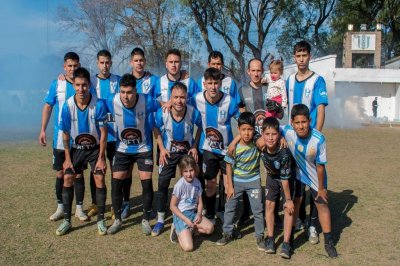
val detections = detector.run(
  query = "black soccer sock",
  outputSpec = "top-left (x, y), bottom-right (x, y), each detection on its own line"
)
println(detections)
top-left (217, 174), bottom-right (226, 213)
top-left (90, 172), bottom-right (97, 204)
top-left (74, 176), bottom-right (85, 206)
top-left (96, 187), bottom-right (107, 221)
top-left (309, 198), bottom-right (318, 227)
top-left (323, 232), bottom-right (333, 244)
top-left (62, 186), bottom-right (74, 222)
top-left (157, 177), bottom-right (171, 213)
top-left (55, 177), bottom-right (63, 204)
top-left (122, 176), bottom-right (132, 202)
top-left (299, 191), bottom-right (306, 222)
top-left (141, 179), bottom-right (154, 220)
top-left (240, 192), bottom-right (250, 220)
top-left (111, 178), bottom-right (124, 220)
top-left (274, 195), bottom-right (281, 219)
top-left (205, 193), bottom-right (217, 219)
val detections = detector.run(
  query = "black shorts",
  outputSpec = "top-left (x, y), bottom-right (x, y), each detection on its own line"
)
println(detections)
top-left (106, 141), bottom-right (116, 163)
top-left (265, 175), bottom-right (302, 202)
top-left (69, 147), bottom-right (100, 175)
top-left (298, 183), bottom-right (328, 204)
top-left (202, 150), bottom-right (226, 180)
top-left (112, 151), bottom-right (154, 173)
top-left (52, 148), bottom-right (65, 171)
top-left (158, 153), bottom-right (185, 179)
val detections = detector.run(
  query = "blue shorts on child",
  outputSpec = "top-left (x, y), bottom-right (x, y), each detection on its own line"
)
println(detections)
top-left (173, 210), bottom-right (197, 233)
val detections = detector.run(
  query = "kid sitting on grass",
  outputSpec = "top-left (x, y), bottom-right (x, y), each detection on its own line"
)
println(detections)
top-left (170, 155), bottom-right (214, 252)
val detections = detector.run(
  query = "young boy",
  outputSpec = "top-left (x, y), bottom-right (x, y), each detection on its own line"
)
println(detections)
top-left (216, 112), bottom-right (265, 251)
top-left (57, 67), bottom-right (108, 236)
top-left (170, 155), bottom-right (214, 252)
top-left (282, 104), bottom-right (337, 258)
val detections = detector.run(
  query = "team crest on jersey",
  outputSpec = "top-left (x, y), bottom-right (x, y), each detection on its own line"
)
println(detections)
top-left (75, 134), bottom-right (97, 149)
top-left (219, 110), bottom-right (227, 119)
top-left (254, 109), bottom-right (266, 134)
top-left (170, 140), bottom-right (190, 153)
top-left (274, 161), bottom-right (280, 169)
top-left (221, 86), bottom-right (229, 94)
top-left (297, 144), bottom-right (304, 152)
top-left (206, 127), bottom-right (224, 150)
top-left (121, 128), bottom-right (142, 145)
top-left (137, 111), bottom-right (145, 120)
top-left (305, 88), bottom-right (311, 97)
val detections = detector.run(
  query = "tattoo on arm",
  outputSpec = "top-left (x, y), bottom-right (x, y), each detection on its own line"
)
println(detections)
top-left (63, 139), bottom-right (70, 150)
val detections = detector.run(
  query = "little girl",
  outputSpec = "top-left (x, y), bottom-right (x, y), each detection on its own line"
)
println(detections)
top-left (169, 155), bottom-right (214, 252)
top-left (262, 60), bottom-right (287, 118)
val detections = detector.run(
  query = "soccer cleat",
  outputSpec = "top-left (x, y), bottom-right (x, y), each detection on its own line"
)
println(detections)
top-left (49, 208), bottom-right (64, 221)
top-left (256, 236), bottom-right (267, 251)
top-left (324, 239), bottom-right (338, 258)
top-left (308, 226), bottom-right (319, 244)
top-left (265, 237), bottom-right (276, 254)
top-left (151, 222), bottom-right (164, 237)
top-left (141, 219), bottom-right (152, 236)
top-left (107, 219), bottom-right (122, 235)
top-left (75, 208), bottom-right (88, 222)
top-left (121, 202), bottom-right (130, 220)
top-left (295, 218), bottom-right (305, 231)
top-left (279, 242), bottom-right (292, 259)
top-left (56, 220), bottom-right (71, 236)
top-left (216, 233), bottom-right (234, 246)
top-left (170, 224), bottom-right (178, 244)
top-left (97, 219), bottom-right (107, 236)
top-left (87, 204), bottom-right (98, 218)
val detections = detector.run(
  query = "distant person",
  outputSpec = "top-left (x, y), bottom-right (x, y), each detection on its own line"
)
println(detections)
top-left (39, 52), bottom-right (88, 223)
top-left (372, 97), bottom-right (378, 118)
top-left (169, 155), bottom-right (214, 252)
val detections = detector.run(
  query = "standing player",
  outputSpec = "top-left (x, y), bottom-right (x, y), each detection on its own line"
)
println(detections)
top-left (87, 50), bottom-right (121, 219)
top-left (151, 82), bottom-right (202, 236)
top-left (282, 104), bottom-right (337, 258)
top-left (286, 40), bottom-right (328, 243)
top-left (191, 68), bottom-right (239, 223)
top-left (106, 74), bottom-right (160, 235)
top-left (39, 52), bottom-right (88, 222)
top-left (56, 67), bottom-right (108, 236)
top-left (130, 47), bottom-right (158, 95)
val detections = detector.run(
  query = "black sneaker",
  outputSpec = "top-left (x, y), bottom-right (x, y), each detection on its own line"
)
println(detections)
top-left (232, 228), bottom-right (242, 239)
top-left (256, 236), bottom-right (266, 251)
top-left (216, 233), bottom-right (233, 246)
top-left (324, 240), bottom-right (338, 258)
top-left (279, 242), bottom-right (292, 259)
top-left (265, 237), bottom-right (276, 254)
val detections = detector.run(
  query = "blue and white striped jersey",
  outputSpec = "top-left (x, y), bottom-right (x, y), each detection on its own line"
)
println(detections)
top-left (91, 73), bottom-right (121, 142)
top-left (106, 93), bottom-right (160, 154)
top-left (191, 92), bottom-right (239, 155)
top-left (44, 79), bottom-right (76, 150)
top-left (59, 94), bottom-right (107, 150)
top-left (154, 105), bottom-right (202, 153)
top-left (197, 75), bottom-right (241, 105)
top-left (281, 125), bottom-right (328, 192)
top-left (154, 73), bottom-right (200, 102)
top-left (135, 71), bottom-right (158, 96)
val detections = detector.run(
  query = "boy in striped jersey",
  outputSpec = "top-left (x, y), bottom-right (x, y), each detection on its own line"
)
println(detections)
top-left (282, 104), bottom-right (337, 258)
top-left (152, 82), bottom-right (202, 236)
top-left (39, 52), bottom-right (88, 222)
top-left (106, 74), bottom-right (160, 235)
top-left (57, 67), bottom-right (108, 236)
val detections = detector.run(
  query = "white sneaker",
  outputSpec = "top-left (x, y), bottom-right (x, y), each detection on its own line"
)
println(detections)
top-left (308, 226), bottom-right (319, 244)
top-left (295, 218), bottom-right (305, 231)
top-left (49, 208), bottom-right (64, 221)
top-left (75, 208), bottom-right (88, 221)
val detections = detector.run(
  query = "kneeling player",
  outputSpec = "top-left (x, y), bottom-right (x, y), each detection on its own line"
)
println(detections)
top-left (57, 67), bottom-right (108, 236)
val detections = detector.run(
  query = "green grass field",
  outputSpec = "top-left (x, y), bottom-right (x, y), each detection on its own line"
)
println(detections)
top-left (1, 127), bottom-right (399, 265)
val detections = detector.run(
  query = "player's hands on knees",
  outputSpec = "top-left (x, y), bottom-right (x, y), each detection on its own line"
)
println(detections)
top-left (159, 148), bottom-right (170, 166)
top-left (279, 136), bottom-right (287, 149)
top-left (194, 213), bottom-right (202, 224)
top-left (188, 148), bottom-right (198, 163)
top-left (316, 188), bottom-right (328, 204)
top-left (226, 185), bottom-right (235, 200)
top-left (284, 199), bottom-right (294, 215)
top-left (95, 158), bottom-right (107, 175)
top-left (39, 131), bottom-right (47, 146)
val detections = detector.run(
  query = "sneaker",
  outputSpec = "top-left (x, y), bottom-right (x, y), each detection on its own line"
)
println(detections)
top-left (279, 242), bottom-right (292, 259)
top-left (107, 218), bottom-right (122, 234)
top-left (151, 222), bottom-right (164, 237)
top-left (97, 219), bottom-right (107, 236)
top-left (265, 237), bottom-right (276, 254)
top-left (75, 208), bottom-right (88, 222)
top-left (216, 211), bottom-right (224, 223)
top-left (308, 226), bottom-right (319, 244)
top-left (232, 228), bottom-right (242, 239)
top-left (121, 202), bottom-right (130, 220)
top-left (324, 239), bottom-right (338, 258)
top-left (87, 204), bottom-right (98, 218)
top-left (256, 236), bottom-right (266, 251)
top-left (141, 219), bottom-right (152, 236)
top-left (216, 233), bottom-right (233, 246)
top-left (49, 208), bottom-right (64, 221)
top-left (295, 218), bottom-right (305, 231)
top-left (56, 220), bottom-right (71, 236)
top-left (170, 224), bottom-right (178, 243)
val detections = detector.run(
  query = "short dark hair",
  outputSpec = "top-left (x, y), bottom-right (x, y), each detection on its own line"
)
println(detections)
top-left (291, 104), bottom-right (310, 119)
top-left (64, 52), bottom-right (79, 62)
top-left (208, 51), bottom-right (224, 64)
top-left (171, 82), bottom-right (187, 93)
top-left (119, 73), bottom-right (136, 89)
top-left (203, 67), bottom-right (222, 81)
top-left (97, 49), bottom-right (112, 59)
top-left (269, 60), bottom-right (283, 73)
top-left (73, 67), bottom-right (90, 82)
top-left (247, 58), bottom-right (262, 69)
top-left (130, 47), bottom-right (145, 57)
top-left (166, 48), bottom-right (181, 59)
top-left (238, 112), bottom-right (255, 128)
top-left (178, 154), bottom-right (199, 176)
top-left (293, 40), bottom-right (311, 54)
top-left (262, 117), bottom-right (280, 132)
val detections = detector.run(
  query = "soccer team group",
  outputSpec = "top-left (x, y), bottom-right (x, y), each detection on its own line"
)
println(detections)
top-left (39, 40), bottom-right (338, 259)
